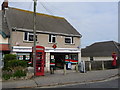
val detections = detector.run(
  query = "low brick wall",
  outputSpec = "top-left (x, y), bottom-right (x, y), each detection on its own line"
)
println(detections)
top-left (85, 60), bottom-right (119, 71)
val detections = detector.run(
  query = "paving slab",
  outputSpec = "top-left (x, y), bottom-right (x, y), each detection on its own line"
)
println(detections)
top-left (2, 69), bottom-right (118, 88)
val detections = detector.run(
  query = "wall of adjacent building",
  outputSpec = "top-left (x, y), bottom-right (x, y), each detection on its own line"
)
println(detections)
top-left (81, 56), bottom-right (113, 61)
top-left (0, 35), bottom-right (8, 44)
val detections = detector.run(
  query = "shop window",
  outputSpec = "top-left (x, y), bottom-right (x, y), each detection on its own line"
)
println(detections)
top-left (68, 54), bottom-right (78, 60)
top-left (24, 32), bottom-right (37, 42)
top-left (17, 53), bottom-right (30, 61)
top-left (65, 37), bottom-right (73, 44)
top-left (49, 34), bottom-right (56, 43)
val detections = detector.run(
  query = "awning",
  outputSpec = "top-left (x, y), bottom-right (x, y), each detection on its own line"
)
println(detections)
top-left (0, 44), bottom-right (10, 51)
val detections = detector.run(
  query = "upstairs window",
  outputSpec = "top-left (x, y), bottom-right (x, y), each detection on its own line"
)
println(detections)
top-left (65, 37), bottom-right (74, 44)
top-left (49, 34), bottom-right (56, 43)
top-left (90, 57), bottom-right (94, 61)
top-left (24, 32), bottom-right (37, 42)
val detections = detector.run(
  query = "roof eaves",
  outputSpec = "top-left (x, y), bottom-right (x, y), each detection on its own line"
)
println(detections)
top-left (12, 27), bottom-right (81, 37)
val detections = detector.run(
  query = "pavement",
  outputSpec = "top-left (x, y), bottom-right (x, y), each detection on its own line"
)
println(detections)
top-left (1, 69), bottom-right (119, 88)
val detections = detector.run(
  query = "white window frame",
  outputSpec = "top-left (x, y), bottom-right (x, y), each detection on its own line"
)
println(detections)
top-left (48, 34), bottom-right (56, 43)
top-left (23, 32), bottom-right (37, 42)
top-left (65, 37), bottom-right (74, 44)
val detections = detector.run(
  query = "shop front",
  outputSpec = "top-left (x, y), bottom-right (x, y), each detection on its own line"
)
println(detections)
top-left (12, 46), bottom-right (32, 62)
top-left (45, 47), bottom-right (81, 71)
top-left (50, 53), bottom-right (78, 69)
top-left (12, 46), bottom-right (81, 72)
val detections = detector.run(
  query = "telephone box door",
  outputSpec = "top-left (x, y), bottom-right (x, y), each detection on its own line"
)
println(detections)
top-left (35, 46), bottom-right (45, 76)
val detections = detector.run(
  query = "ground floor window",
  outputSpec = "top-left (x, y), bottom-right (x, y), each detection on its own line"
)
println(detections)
top-left (50, 53), bottom-right (78, 69)
top-left (65, 54), bottom-right (78, 60)
top-left (17, 53), bottom-right (31, 61)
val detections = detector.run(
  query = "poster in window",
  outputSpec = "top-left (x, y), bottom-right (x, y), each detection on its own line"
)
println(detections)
top-left (26, 55), bottom-right (30, 60)
top-left (51, 55), bottom-right (54, 59)
top-left (65, 55), bottom-right (69, 59)
top-left (19, 55), bottom-right (23, 60)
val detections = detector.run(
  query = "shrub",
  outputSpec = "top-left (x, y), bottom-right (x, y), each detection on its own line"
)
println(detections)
top-left (13, 70), bottom-right (26, 78)
top-left (2, 67), bottom-right (12, 72)
top-left (6, 60), bottom-right (28, 69)
top-left (2, 73), bottom-right (13, 80)
top-left (4, 54), bottom-right (16, 61)
top-left (3, 54), bottom-right (17, 68)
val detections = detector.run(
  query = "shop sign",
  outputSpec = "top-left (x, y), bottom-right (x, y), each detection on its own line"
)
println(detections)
top-left (12, 46), bottom-right (32, 52)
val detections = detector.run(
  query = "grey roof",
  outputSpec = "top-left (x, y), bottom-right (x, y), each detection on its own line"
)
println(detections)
top-left (5, 7), bottom-right (81, 37)
top-left (81, 41), bottom-right (120, 57)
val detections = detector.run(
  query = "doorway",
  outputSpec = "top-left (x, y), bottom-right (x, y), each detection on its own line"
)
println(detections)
top-left (51, 53), bottom-right (65, 69)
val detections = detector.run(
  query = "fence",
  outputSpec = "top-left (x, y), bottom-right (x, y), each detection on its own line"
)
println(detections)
top-left (85, 60), bottom-right (119, 71)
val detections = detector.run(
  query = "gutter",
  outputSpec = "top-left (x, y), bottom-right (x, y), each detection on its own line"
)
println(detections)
top-left (12, 27), bottom-right (82, 38)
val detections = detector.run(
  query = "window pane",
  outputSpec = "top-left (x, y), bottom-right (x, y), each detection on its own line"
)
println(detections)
top-left (65, 38), bottom-right (71, 43)
top-left (49, 35), bottom-right (51, 42)
top-left (52, 37), bottom-right (56, 43)
top-left (24, 32), bottom-right (28, 40)
top-left (29, 34), bottom-right (33, 41)
top-left (90, 57), bottom-right (93, 61)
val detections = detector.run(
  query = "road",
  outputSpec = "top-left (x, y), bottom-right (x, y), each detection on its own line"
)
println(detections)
top-left (50, 77), bottom-right (119, 88)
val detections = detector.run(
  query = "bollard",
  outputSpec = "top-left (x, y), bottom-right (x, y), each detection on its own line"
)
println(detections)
top-left (76, 63), bottom-right (79, 72)
top-left (89, 61), bottom-right (92, 71)
top-left (63, 64), bottom-right (66, 75)
top-left (102, 61), bottom-right (105, 70)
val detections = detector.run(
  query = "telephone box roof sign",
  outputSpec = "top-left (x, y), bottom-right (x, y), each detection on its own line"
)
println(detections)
top-left (36, 46), bottom-right (45, 50)
top-left (36, 45), bottom-right (45, 49)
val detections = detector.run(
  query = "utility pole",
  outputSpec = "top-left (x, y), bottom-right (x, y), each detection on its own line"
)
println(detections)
top-left (33, 0), bottom-right (37, 76)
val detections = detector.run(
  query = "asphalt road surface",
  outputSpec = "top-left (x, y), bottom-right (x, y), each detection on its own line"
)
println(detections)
top-left (52, 77), bottom-right (119, 88)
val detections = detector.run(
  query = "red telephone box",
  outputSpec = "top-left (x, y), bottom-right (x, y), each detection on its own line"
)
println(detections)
top-left (33, 46), bottom-right (45, 76)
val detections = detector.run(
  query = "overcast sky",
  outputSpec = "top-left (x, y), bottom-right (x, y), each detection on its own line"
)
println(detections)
top-left (0, 0), bottom-right (119, 48)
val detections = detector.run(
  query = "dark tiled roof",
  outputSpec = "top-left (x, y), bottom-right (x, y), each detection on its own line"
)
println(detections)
top-left (81, 41), bottom-right (120, 57)
top-left (5, 7), bottom-right (81, 37)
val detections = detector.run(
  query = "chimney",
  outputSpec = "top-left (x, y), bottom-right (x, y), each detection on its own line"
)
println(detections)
top-left (2, 0), bottom-right (8, 10)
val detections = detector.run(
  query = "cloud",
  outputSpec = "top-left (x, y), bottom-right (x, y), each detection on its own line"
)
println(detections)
top-left (53, 2), bottom-right (118, 47)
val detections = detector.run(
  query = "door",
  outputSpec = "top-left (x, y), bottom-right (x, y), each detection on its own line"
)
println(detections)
top-left (54, 54), bottom-right (65, 69)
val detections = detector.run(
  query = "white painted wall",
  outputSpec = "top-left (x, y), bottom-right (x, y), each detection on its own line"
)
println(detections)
top-left (94, 57), bottom-right (113, 61)
top-left (0, 35), bottom-right (8, 44)
top-left (81, 56), bottom-right (113, 61)
top-left (81, 57), bottom-right (90, 61)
